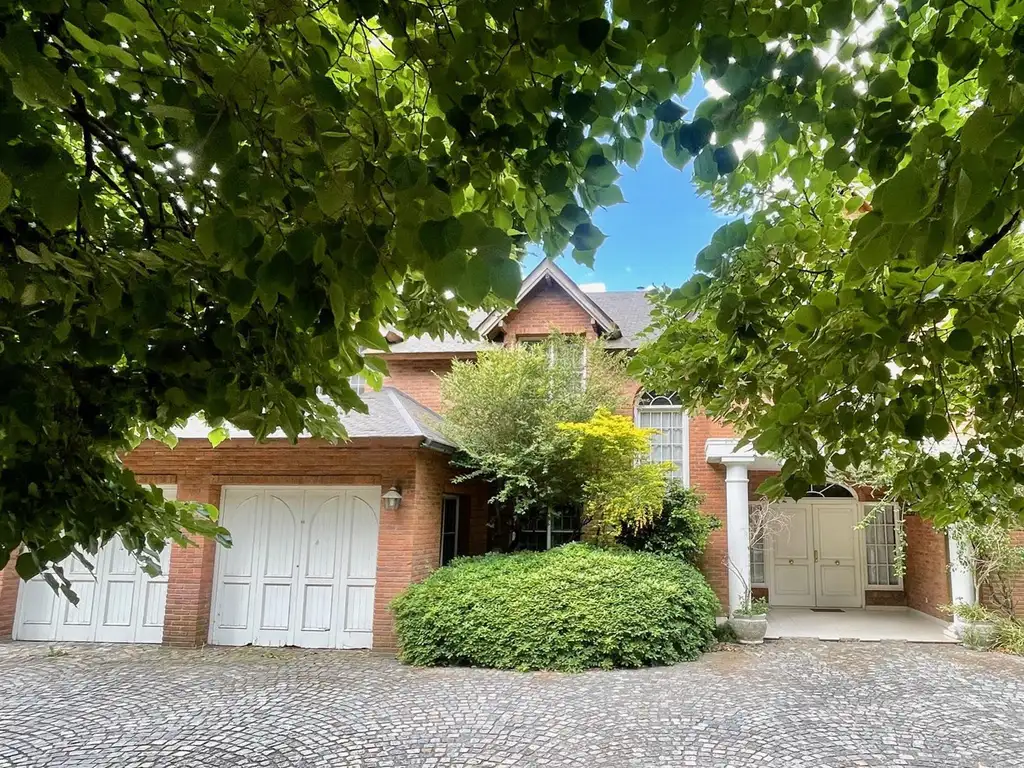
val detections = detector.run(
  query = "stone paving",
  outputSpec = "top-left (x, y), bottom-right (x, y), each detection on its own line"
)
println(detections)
top-left (1, 640), bottom-right (1022, 768)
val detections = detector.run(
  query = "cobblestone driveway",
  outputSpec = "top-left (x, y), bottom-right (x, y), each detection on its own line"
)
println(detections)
top-left (2, 640), bottom-right (1022, 768)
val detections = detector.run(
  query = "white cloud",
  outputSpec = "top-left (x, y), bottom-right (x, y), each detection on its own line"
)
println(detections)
top-left (579, 282), bottom-right (607, 293)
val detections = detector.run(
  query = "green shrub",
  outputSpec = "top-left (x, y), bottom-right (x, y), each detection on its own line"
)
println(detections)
top-left (618, 483), bottom-right (718, 565)
top-left (994, 618), bottom-right (1024, 655)
top-left (391, 543), bottom-right (720, 672)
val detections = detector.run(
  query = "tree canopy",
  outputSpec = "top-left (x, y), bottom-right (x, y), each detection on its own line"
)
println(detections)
top-left (5, 0), bottom-right (1024, 578)
top-left (636, 0), bottom-right (1024, 527)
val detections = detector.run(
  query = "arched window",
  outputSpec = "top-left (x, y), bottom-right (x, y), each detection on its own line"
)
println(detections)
top-left (635, 392), bottom-right (689, 484)
top-left (805, 483), bottom-right (855, 498)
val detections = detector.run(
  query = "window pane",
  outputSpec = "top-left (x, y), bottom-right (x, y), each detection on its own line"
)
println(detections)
top-left (637, 404), bottom-right (686, 481)
top-left (865, 505), bottom-right (899, 586)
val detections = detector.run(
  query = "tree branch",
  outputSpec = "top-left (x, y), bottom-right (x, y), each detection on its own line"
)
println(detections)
top-left (957, 210), bottom-right (1020, 263)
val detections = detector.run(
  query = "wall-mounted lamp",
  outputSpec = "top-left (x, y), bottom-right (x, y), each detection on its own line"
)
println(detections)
top-left (382, 486), bottom-right (403, 512)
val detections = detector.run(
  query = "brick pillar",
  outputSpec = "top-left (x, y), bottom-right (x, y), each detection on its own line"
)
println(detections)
top-left (163, 479), bottom-right (221, 648)
top-left (0, 554), bottom-right (21, 640)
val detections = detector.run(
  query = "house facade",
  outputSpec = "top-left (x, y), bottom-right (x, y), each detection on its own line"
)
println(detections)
top-left (0, 260), bottom-right (976, 650)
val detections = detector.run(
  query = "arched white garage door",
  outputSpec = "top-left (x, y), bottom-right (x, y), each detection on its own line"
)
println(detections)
top-left (14, 487), bottom-right (176, 644)
top-left (209, 486), bottom-right (380, 649)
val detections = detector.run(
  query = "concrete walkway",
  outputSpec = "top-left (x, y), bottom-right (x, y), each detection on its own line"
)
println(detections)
top-left (766, 607), bottom-right (955, 642)
top-left (2, 639), bottom-right (1022, 767)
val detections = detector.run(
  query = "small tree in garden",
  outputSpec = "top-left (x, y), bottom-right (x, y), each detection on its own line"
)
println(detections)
top-left (950, 522), bottom-right (1024, 615)
top-left (440, 335), bottom-right (666, 543)
top-left (618, 483), bottom-right (718, 566)
top-left (557, 408), bottom-right (669, 543)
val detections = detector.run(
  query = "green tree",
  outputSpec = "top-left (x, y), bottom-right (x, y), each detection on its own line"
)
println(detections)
top-left (440, 336), bottom-right (664, 538)
top-left (635, 1), bottom-right (1024, 527)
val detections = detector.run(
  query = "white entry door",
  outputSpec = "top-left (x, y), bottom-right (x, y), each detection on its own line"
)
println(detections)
top-left (770, 501), bottom-right (863, 609)
top-left (814, 504), bottom-right (863, 608)
top-left (770, 503), bottom-right (816, 607)
top-left (14, 487), bottom-right (175, 644)
top-left (209, 486), bottom-right (380, 649)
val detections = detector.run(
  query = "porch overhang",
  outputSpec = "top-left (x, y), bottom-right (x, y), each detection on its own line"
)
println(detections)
top-left (704, 437), bottom-right (781, 471)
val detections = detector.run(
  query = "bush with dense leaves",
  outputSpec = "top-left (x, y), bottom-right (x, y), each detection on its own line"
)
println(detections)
top-left (618, 483), bottom-right (719, 565)
top-left (391, 543), bottom-right (719, 672)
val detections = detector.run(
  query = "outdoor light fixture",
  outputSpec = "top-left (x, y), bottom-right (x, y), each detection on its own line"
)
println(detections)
top-left (382, 486), bottom-right (403, 511)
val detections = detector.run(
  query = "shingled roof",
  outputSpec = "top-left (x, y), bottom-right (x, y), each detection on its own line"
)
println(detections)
top-left (385, 260), bottom-right (655, 354)
top-left (172, 388), bottom-right (455, 451)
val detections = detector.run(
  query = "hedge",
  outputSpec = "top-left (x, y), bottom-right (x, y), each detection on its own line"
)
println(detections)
top-left (391, 543), bottom-right (720, 672)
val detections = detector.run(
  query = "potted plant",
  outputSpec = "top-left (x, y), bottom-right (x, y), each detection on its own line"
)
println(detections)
top-left (730, 597), bottom-right (770, 645)
top-left (944, 603), bottom-right (997, 650)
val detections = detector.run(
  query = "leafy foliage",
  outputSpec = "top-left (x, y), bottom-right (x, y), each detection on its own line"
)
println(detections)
top-left (391, 543), bottom-right (720, 671)
top-left (731, 596), bottom-right (770, 617)
top-left (2, 0), bottom-right (705, 575)
top-left (994, 618), bottom-right (1024, 655)
top-left (635, 0), bottom-right (1024, 527)
top-left (439, 336), bottom-right (634, 516)
top-left (617, 482), bottom-right (717, 565)
top-left (556, 407), bottom-right (670, 541)
top-left (949, 523), bottom-right (1024, 613)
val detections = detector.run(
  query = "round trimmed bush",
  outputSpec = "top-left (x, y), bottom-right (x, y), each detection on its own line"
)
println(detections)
top-left (391, 543), bottom-right (720, 672)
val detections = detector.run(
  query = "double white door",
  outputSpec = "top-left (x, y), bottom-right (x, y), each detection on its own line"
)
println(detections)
top-left (770, 501), bottom-right (863, 608)
top-left (209, 486), bottom-right (380, 649)
top-left (14, 488), bottom-right (175, 643)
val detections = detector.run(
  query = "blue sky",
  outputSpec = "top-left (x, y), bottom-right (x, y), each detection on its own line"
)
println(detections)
top-left (524, 81), bottom-right (723, 293)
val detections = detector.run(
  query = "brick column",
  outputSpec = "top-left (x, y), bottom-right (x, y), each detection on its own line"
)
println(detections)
top-left (163, 479), bottom-right (221, 648)
top-left (0, 554), bottom-right (21, 640)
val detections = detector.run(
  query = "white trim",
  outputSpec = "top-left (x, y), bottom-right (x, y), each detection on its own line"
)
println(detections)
top-left (474, 259), bottom-right (621, 339)
top-left (634, 398), bottom-right (690, 486)
top-left (704, 437), bottom-right (781, 471)
top-left (861, 502), bottom-right (904, 591)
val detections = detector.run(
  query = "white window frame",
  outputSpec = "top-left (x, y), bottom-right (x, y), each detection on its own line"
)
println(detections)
top-left (862, 502), bottom-right (904, 590)
top-left (634, 393), bottom-right (690, 486)
top-left (748, 500), bottom-right (768, 588)
top-left (518, 507), bottom-right (581, 550)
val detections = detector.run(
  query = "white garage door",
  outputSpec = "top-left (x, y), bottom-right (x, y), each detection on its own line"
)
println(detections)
top-left (14, 487), bottom-right (176, 644)
top-left (209, 486), bottom-right (380, 649)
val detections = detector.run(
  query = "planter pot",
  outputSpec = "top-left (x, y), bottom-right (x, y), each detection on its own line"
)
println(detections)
top-left (961, 620), bottom-right (997, 651)
top-left (730, 614), bottom-right (769, 645)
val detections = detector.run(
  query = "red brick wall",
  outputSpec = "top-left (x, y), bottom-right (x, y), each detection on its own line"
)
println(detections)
top-left (383, 356), bottom-right (455, 412)
top-left (125, 437), bottom-right (456, 650)
top-left (903, 514), bottom-right (950, 619)
top-left (689, 414), bottom-right (740, 608)
top-left (0, 554), bottom-right (19, 640)
top-left (503, 281), bottom-right (598, 339)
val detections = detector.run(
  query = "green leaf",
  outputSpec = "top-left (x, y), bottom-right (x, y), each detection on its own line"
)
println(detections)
top-left (593, 185), bottom-right (624, 206)
top-left (15, 552), bottom-right (41, 581)
top-left (583, 154), bottom-right (619, 186)
top-left (678, 118), bottom-right (713, 154)
top-left (868, 69), bottom-right (902, 98)
top-left (790, 304), bottom-right (823, 335)
top-left (903, 413), bottom-right (927, 440)
top-left (419, 217), bottom-right (464, 260)
top-left (571, 223), bottom-right (606, 251)
top-left (64, 21), bottom-right (102, 52)
top-left (947, 328), bottom-right (973, 354)
top-left (876, 167), bottom-right (930, 224)
top-left (0, 171), bottom-right (10, 213)
top-left (296, 16), bottom-right (321, 45)
top-left (926, 414), bottom-right (950, 441)
top-left (714, 146), bottom-right (739, 175)
top-left (908, 60), bottom-right (938, 89)
top-left (622, 137), bottom-right (643, 169)
top-left (577, 18), bottom-right (610, 52)
top-left (458, 254), bottom-right (491, 304)
top-left (36, 183), bottom-right (77, 231)
top-left (490, 259), bottom-right (521, 302)
top-left (693, 147), bottom-right (718, 182)
top-left (208, 427), bottom-right (229, 448)
top-left (654, 100), bottom-right (686, 123)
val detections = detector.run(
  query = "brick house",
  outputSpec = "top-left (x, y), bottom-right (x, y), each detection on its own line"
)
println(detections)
top-left (0, 260), bottom-right (976, 650)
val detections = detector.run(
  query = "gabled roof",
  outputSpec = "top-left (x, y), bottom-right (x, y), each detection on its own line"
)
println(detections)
top-left (171, 388), bottom-right (455, 451)
top-left (385, 260), bottom-right (655, 354)
top-left (475, 259), bottom-right (621, 339)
